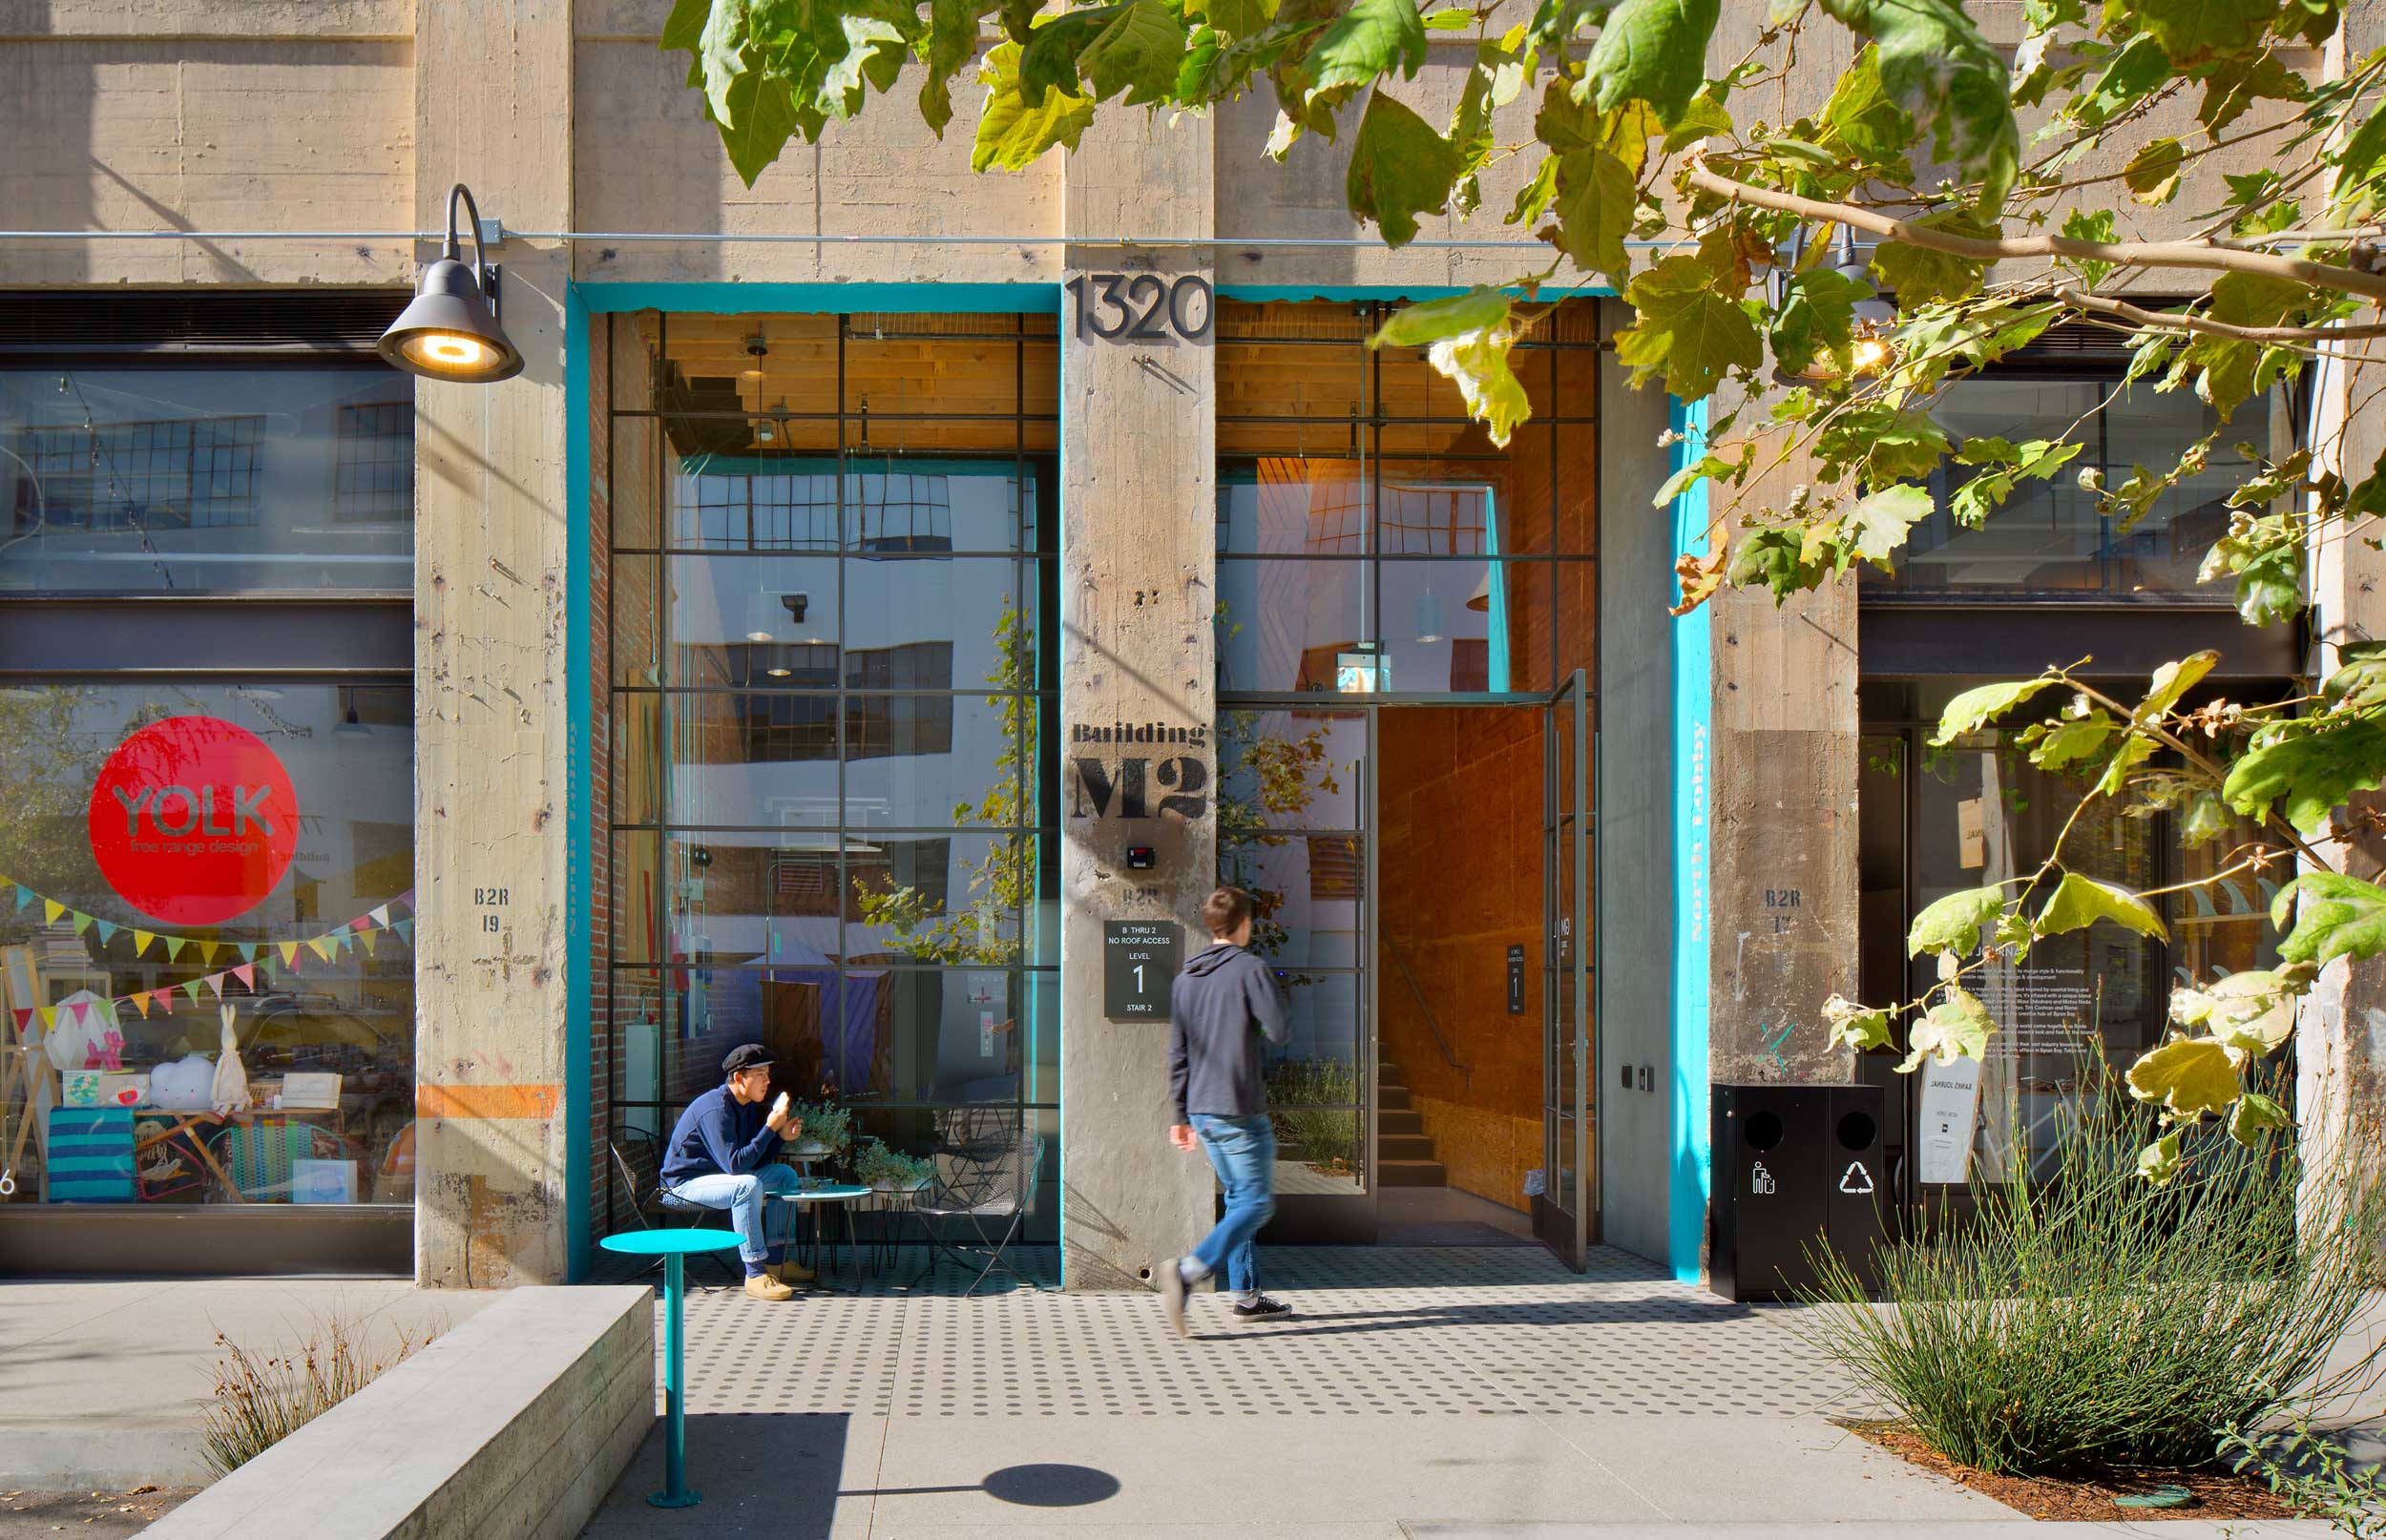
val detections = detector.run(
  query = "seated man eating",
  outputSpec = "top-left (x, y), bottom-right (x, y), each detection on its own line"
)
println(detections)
top-left (661, 1044), bottom-right (813, 1301)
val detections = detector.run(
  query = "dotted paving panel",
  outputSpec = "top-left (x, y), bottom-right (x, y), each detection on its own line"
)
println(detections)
top-left (637, 1246), bottom-right (1864, 1419)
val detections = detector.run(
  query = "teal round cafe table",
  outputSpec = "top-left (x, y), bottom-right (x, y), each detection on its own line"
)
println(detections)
top-left (601, 1227), bottom-right (742, 1508)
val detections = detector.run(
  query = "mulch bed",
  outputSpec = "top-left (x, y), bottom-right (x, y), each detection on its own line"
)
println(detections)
top-left (1843, 1422), bottom-right (2301, 1522)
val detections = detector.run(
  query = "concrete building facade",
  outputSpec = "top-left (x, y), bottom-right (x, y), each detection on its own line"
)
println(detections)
top-left (0, 0), bottom-right (2365, 1290)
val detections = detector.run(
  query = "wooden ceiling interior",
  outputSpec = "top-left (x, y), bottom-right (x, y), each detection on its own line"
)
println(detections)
top-left (633, 299), bottom-right (1596, 461)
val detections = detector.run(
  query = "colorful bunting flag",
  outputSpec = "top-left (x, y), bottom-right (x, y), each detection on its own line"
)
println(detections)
top-left (94, 920), bottom-right (116, 946)
top-left (233, 964), bottom-right (256, 989)
top-left (129, 993), bottom-right (151, 1019)
top-left (394, 919), bottom-right (413, 945)
top-left (153, 989), bottom-right (174, 1015)
top-left (202, 973), bottom-right (224, 998)
top-left (307, 936), bottom-right (335, 963)
top-left (359, 930), bottom-right (379, 958)
top-left (166, 937), bottom-right (187, 962)
top-left (369, 905), bottom-right (390, 928)
top-left (133, 930), bottom-right (154, 957)
top-left (38, 1006), bottom-right (56, 1030)
top-left (41, 900), bottom-right (64, 925)
top-left (198, 941), bottom-right (220, 966)
top-left (11, 885), bottom-right (31, 912)
top-left (10, 1008), bottom-right (29, 1032)
top-left (238, 943), bottom-right (258, 964)
top-left (70, 911), bottom-right (94, 936)
top-left (179, 980), bottom-right (202, 1003)
top-left (67, 1000), bottom-right (89, 1025)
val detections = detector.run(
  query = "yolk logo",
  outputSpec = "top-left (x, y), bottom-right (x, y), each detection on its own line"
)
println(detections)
top-left (86, 716), bottom-right (299, 926)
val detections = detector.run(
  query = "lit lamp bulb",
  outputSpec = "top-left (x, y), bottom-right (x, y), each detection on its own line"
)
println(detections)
top-left (403, 332), bottom-right (496, 373)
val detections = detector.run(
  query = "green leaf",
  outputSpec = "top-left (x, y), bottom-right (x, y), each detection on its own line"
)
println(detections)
top-left (1542, 149), bottom-right (1636, 288)
top-left (1817, 405), bottom-right (1950, 488)
top-left (1871, 213), bottom-right (1995, 306)
top-left (1823, 993), bottom-right (1894, 1054)
top-left (917, 0), bottom-right (981, 135)
top-left (2136, 650), bottom-right (2220, 724)
top-left (2331, 101), bottom-right (2386, 223)
top-left (1769, 265), bottom-right (1873, 379)
top-left (2274, 872), bottom-right (2386, 968)
top-left (661, 0), bottom-right (710, 53)
top-left (1422, 6), bottom-right (1474, 26)
top-left (2136, 0), bottom-right (2277, 66)
top-left (1345, 91), bottom-right (1466, 246)
top-left (719, 67), bottom-right (804, 186)
top-left (2229, 1090), bottom-right (2293, 1146)
top-left (1583, 0), bottom-right (1722, 127)
top-left (1908, 884), bottom-right (2006, 957)
top-left (2222, 718), bottom-right (2386, 834)
top-left (2020, 709), bottom-right (2116, 768)
top-left (1948, 437), bottom-right (2083, 527)
top-left (1902, 988), bottom-right (1992, 1071)
top-left (1816, 0), bottom-right (2019, 210)
top-left (2062, 208), bottom-right (2119, 287)
top-left (1078, 0), bottom-right (1189, 103)
top-left (2098, 732), bottom-right (2159, 797)
top-left (973, 40), bottom-right (1097, 171)
top-left (1305, 0), bottom-right (1430, 104)
top-left (2035, 871), bottom-right (2168, 943)
top-left (1508, 155), bottom-right (1562, 227)
top-left (1843, 484), bottom-right (1934, 568)
top-left (1820, 44), bottom-right (1915, 174)
top-left (1371, 287), bottom-right (1534, 445)
top-left (1930, 677), bottom-right (2060, 746)
top-left (2127, 1034), bottom-right (2245, 1118)
top-left (1614, 241), bottom-right (1762, 399)
top-left (2178, 969), bottom-right (2299, 1057)
top-left (2138, 1129), bottom-right (2185, 1183)
top-left (2124, 135), bottom-right (2187, 205)
top-left (1199, 0), bottom-right (1279, 37)
top-left (2075, 32), bottom-right (2171, 129)
top-left (2199, 50), bottom-right (2306, 135)
top-left (1662, 89), bottom-right (1733, 152)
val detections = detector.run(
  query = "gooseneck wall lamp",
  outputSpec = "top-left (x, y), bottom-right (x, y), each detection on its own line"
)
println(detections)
top-left (377, 183), bottom-right (524, 384)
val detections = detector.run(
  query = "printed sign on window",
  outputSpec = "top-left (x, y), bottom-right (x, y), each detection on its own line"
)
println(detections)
top-left (86, 717), bottom-right (299, 926)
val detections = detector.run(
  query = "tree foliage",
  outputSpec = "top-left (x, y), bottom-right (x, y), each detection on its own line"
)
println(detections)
top-left (663, 0), bottom-right (2386, 1173)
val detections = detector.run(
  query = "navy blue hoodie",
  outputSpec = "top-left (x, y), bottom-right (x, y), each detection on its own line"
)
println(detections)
top-left (1168, 943), bottom-right (1288, 1121)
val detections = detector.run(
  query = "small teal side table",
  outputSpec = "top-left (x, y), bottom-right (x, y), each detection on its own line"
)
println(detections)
top-left (601, 1227), bottom-right (742, 1508)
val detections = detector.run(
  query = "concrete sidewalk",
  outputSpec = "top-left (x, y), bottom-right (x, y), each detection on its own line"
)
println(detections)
top-left (0, 1277), bottom-right (493, 1487)
top-left (581, 1244), bottom-right (2173, 1539)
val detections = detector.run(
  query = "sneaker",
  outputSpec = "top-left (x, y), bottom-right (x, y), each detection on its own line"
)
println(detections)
top-left (743, 1273), bottom-right (796, 1302)
top-left (771, 1258), bottom-right (816, 1285)
top-left (1158, 1257), bottom-right (1189, 1339)
top-left (1232, 1295), bottom-right (1292, 1321)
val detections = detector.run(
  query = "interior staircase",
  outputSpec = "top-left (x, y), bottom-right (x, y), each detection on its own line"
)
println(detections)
top-left (1374, 1061), bottom-right (1448, 1188)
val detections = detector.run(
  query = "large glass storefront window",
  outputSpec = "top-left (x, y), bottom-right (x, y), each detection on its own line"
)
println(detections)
top-left (603, 311), bottom-right (1058, 1244)
top-left (1857, 679), bottom-right (2286, 1189)
top-left (1214, 300), bottom-right (1597, 696)
top-left (1860, 372), bottom-right (2273, 600)
top-left (0, 365), bottom-right (414, 593)
top-left (0, 682), bottom-right (416, 1207)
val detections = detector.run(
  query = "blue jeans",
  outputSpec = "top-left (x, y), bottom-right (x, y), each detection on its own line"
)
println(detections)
top-left (668, 1165), bottom-right (800, 1272)
top-left (1189, 1113), bottom-right (1276, 1298)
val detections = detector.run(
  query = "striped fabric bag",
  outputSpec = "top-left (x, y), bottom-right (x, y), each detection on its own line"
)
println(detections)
top-left (47, 1107), bottom-right (136, 1202)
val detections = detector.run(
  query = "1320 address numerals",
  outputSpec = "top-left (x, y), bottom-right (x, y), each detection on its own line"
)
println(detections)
top-left (1065, 274), bottom-right (1213, 342)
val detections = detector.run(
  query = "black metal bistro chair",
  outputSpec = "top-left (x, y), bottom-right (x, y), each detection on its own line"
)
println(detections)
top-left (910, 1108), bottom-right (1046, 1296)
top-left (608, 1137), bottom-right (744, 1287)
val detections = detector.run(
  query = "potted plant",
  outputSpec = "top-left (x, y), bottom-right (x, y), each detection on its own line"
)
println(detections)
top-left (853, 1136), bottom-right (934, 1194)
top-left (782, 1098), bottom-right (852, 1162)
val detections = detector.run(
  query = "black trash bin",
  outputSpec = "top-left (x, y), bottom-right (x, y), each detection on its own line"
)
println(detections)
top-left (1709, 1082), bottom-right (1888, 1301)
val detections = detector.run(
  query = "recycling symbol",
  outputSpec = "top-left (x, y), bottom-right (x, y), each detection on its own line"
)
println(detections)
top-left (1838, 1160), bottom-right (1874, 1195)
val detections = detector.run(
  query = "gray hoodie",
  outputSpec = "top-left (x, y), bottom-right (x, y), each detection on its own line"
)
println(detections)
top-left (1167, 942), bottom-right (1289, 1121)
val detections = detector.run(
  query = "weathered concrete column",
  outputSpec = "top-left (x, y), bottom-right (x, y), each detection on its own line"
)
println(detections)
top-left (411, 0), bottom-right (576, 1287)
top-left (1057, 116), bottom-right (1219, 1291)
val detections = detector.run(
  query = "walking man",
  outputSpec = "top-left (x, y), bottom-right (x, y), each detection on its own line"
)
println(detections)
top-left (1160, 885), bottom-right (1293, 1335)
top-left (661, 1043), bottom-right (814, 1301)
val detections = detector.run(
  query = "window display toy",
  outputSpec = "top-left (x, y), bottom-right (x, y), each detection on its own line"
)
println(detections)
top-left (211, 1004), bottom-right (251, 1115)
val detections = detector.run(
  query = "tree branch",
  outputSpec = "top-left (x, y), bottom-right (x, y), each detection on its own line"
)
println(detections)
top-left (1688, 161), bottom-right (2386, 304)
top-left (2057, 287), bottom-right (2386, 343)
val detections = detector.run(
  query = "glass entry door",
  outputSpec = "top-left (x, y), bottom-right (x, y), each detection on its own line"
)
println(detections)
top-left (1538, 668), bottom-right (1593, 1269)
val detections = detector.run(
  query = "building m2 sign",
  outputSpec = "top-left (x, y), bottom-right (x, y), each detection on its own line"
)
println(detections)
top-left (86, 717), bottom-right (299, 926)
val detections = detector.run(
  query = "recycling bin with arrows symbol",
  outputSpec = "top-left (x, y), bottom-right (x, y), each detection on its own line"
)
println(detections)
top-left (1708, 1082), bottom-right (1889, 1302)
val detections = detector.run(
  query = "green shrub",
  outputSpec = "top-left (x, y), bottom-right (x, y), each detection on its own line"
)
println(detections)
top-left (1793, 1065), bottom-right (2386, 1477)
top-left (1266, 1058), bottom-right (1360, 1172)
top-left (2221, 1422), bottom-right (2386, 1534)
top-left (198, 1311), bottom-right (439, 1478)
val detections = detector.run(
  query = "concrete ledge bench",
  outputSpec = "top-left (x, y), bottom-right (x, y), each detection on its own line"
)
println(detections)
top-left (146, 1285), bottom-right (653, 1540)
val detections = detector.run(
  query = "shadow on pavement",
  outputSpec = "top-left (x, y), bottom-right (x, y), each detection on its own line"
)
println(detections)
top-left (578, 1413), bottom-right (850, 1539)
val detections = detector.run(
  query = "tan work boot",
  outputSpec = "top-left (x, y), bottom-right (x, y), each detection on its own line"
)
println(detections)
top-left (772, 1257), bottom-right (816, 1285)
top-left (744, 1272), bottom-right (796, 1302)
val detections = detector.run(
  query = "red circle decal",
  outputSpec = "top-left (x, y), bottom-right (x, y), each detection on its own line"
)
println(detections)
top-left (86, 717), bottom-right (300, 926)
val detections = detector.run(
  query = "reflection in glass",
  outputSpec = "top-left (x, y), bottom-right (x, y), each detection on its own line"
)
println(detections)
top-left (1220, 838), bottom-right (1364, 970)
top-left (1216, 559), bottom-right (1364, 692)
top-left (1872, 378), bottom-right (2268, 598)
top-left (1216, 709), bottom-right (1366, 832)
top-left (666, 554), bottom-right (839, 687)
top-left (0, 681), bottom-right (414, 1205)
top-left (0, 367), bottom-right (414, 593)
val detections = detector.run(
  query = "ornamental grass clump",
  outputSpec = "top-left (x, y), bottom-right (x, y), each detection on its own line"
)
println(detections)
top-left (1793, 1064), bottom-right (2386, 1478)
top-left (198, 1310), bottom-right (439, 1477)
